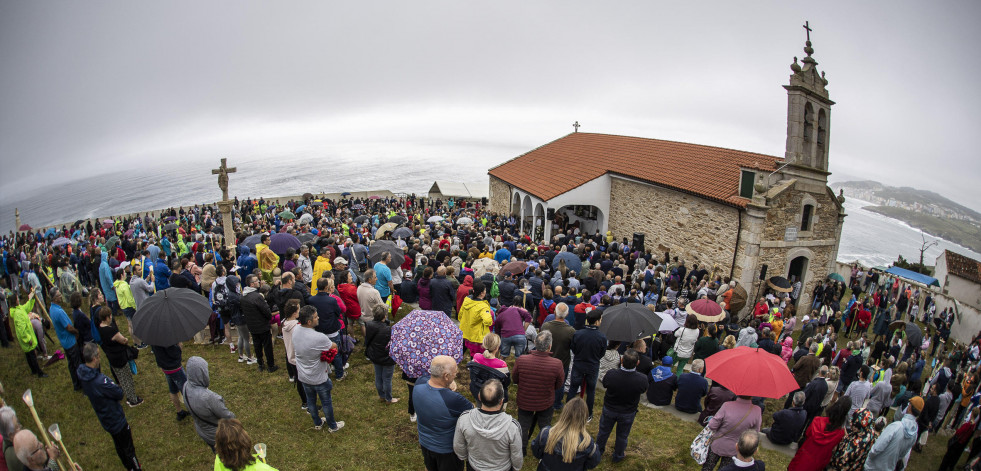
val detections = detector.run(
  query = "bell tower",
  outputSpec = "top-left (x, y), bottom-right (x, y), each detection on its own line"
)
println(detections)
top-left (783, 22), bottom-right (834, 183)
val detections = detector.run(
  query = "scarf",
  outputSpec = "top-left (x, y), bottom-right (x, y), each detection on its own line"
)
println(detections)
top-left (828, 408), bottom-right (877, 471)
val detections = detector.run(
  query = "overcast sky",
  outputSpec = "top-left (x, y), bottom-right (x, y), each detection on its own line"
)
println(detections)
top-left (2, 1), bottom-right (979, 210)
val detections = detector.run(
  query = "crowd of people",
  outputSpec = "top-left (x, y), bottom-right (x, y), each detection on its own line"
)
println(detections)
top-left (0, 192), bottom-right (979, 470)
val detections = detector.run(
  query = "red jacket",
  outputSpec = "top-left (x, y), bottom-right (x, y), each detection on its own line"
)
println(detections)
top-left (337, 283), bottom-right (361, 319)
top-left (512, 350), bottom-right (565, 412)
top-left (456, 276), bottom-right (474, 313)
top-left (857, 308), bottom-right (872, 329)
top-left (787, 416), bottom-right (846, 471)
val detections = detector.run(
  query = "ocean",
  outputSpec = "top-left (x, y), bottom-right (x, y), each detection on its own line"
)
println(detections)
top-left (3, 143), bottom-right (979, 269)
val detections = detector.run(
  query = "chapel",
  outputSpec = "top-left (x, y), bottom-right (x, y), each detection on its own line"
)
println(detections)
top-left (487, 29), bottom-right (847, 314)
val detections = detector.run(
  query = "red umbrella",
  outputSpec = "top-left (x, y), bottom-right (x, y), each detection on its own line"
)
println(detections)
top-left (18, 224), bottom-right (32, 231)
top-left (705, 346), bottom-right (799, 398)
top-left (685, 298), bottom-right (725, 322)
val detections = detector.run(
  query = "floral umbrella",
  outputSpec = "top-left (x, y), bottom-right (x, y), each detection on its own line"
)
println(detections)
top-left (390, 310), bottom-right (464, 378)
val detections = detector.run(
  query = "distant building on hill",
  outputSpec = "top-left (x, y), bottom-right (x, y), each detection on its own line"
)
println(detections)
top-left (935, 250), bottom-right (981, 310)
top-left (487, 33), bottom-right (846, 314)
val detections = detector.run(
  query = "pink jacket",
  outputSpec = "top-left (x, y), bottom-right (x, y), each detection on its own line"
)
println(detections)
top-left (780, 337), bottom-right (794, 363)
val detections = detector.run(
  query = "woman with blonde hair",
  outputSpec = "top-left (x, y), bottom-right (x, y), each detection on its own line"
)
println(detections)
top-left (531, 397), bottom-right (601, 470)
top-left (214, 418), bottom-right (278, 471)
top-left (722, 335), bottom-right (736, 350)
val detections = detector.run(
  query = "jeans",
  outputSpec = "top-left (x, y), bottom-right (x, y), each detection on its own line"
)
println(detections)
top-left (110, 424), bottom-right (142, 470)
top-left (517, 408), bottom-right (554, 454)
top-left (328, 333), bottom-right (345, 379)
top-left (373, 363), bottom-right (395, 401)
top-left (566, 365), bottom-right (599, 416)
top-left (236, 325), bottom-right (252, 358)
top-left (553, 364), bottom-right (569, 409)
top-left (595, 407), bottom-right (637, 462)
top-left (500, 334), bottom-right (526, 358)
top-left (302, 379), bottom-right (337, 429)
top-left (65, 343), bottom-right (82, 390)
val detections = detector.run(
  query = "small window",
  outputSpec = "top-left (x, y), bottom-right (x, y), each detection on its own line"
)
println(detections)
top-left (739, 170), bottom-right (755, 199)
top-left (801, 204), bottom-right (814, 231)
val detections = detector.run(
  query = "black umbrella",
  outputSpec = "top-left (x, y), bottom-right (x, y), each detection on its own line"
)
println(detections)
top-left (392, 227), bottom-right (413, 239)
top-left (132, 288), bottom-right (213, 346)
top-left (389, 215), bottom-right (407, 225)
top-left (353, 215), bottom-right (370, 224)
top-left (597, 303), bottom-right (663, 342)
top-left (767, 276), bottom-right (793, 293)
top-left (242, 233), bottom-right (264, 249)
top-left (163, 222), bottom-right (179, 232)
top-left (369, 240), bottom-right (405, 269)
top-left (903, 322), bottom-right (923, 348)
top-left (297, 233), bottom-right (316, 244)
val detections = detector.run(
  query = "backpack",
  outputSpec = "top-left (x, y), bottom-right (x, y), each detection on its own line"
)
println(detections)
top-left (212, 281), bottom-right (231, 314)
top-left (490, 279), bottom-right (500, 299)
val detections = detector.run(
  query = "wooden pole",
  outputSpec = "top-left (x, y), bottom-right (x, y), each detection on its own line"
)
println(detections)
top-left (48, 424), bottom-right (77, 471)
top-left (22, 390), bottom-right (69, 470)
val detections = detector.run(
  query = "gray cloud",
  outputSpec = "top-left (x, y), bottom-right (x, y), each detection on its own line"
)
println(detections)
top-left (1, 1), bottom-right (979, 209)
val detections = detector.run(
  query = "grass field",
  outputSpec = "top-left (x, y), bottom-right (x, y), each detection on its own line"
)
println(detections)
top-left (0, 301), bottom-right (953, 470)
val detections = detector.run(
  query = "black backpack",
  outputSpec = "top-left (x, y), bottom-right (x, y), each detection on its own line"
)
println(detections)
top-left (213, 281), bottom-right (231, 314)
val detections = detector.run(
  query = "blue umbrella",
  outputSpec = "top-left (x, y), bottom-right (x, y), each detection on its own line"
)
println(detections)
top-left (341, 192), bottom-right (351, 196)
top-left (269, 233), bottom-right (302, 255)
top-left (551, 251), bottom-right (582, 273)
top-left (296, 204), bottom-right (307, 212)
top-left (44, 227), bottom-right (57, 238)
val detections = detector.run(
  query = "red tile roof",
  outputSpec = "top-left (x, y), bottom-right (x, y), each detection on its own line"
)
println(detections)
top-left (945, 250), bottom-right (981, 284)
top-left (488, 132), bottom-right (782, 208)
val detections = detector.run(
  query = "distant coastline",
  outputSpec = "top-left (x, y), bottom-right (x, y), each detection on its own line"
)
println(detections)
top-left (863, 205), bottom-right (981, 254)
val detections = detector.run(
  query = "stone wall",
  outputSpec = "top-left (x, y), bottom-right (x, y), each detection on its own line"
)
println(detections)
top-left (763, 186), bottom-right (839, 241)
top-left (607, 177), bottom-right (741, 273)
top-left (488, 175), bottom-right (510, 215)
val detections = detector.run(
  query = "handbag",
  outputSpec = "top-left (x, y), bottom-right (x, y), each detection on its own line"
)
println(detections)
top-left (126, 345), bottom-right (139, 361)
top-left (690, 407), bottom-right (753, 464)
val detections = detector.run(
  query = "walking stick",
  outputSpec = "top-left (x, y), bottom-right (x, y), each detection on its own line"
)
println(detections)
top-left (22, 389), bottom-right (69, 471)
top-left (48, 423), bottom-right (77, 471)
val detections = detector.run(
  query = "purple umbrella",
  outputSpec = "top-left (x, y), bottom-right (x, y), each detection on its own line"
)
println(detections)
top-left (268, 232), bottom-right (301, 255)
top-left (164, 216), bottom-right (177, 222)
top-left (390, 310), bottom-right (463, 378)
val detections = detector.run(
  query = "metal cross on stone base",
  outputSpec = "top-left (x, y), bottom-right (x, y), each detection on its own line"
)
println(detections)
top-left (212, 158), bottom-right (238, 251)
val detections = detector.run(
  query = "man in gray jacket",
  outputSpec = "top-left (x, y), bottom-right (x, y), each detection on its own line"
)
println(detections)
top-left (453, 379), bottom-right (523, 471)
top-left (182, 356), bottom-right (236, 451)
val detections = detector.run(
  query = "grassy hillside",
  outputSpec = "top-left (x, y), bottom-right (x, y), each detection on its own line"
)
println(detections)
top-left (866, 205), bottom-right (981, 254)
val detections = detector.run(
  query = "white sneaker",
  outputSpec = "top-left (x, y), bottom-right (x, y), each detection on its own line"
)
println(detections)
top-left (329, 421), bottom-right (345, 433)
top-left (230, 344), bottom-right (237, 353)
top-left (343, 363), bottom-right (350, 369)
top-left (238, 356), bottom-right (246, 363)
top-left (247, 357), bottom-right (257, 365)
top-left (410, 413), bottom-right (417, 423)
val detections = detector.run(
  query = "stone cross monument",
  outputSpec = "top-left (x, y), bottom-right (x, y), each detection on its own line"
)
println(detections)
top-left (15, 208), bottom-right (20, 230)
top-left (212, 158), bottom-right (237, 250)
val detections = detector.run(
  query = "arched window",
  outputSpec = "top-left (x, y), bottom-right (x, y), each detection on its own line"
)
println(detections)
top-left (803, 103), bottom-right (814, 145)
top-left (816, 109), bottom-right (827, 169)
top-left (801, 204), bottom-right (814, 231)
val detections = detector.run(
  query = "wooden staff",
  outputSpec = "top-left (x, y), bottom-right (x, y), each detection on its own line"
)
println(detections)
top-left (22, 389), bottom-right (68, 471)
top-left (47, 424), bottom-right (77, 471)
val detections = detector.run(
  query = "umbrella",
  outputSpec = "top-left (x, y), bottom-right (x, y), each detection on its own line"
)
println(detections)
top-left (44, 227), bottom-right (57, 238)
top-left (654, 311), bottom-right (680, 333)
top-left (51, 237), bottom-right (71, 248)
top-left (685, 298), bottom-right (726, 323)
top-left (389, 215), bottom-right (407, 225)
top-left (124, 229), bottom-right (134, 237)
top-left (392, 227), bottom-right (414, 239)
top-left (163, 223), bottom-right (179, 232)
top-left (277, 210), bottom-right (296, 220)
top-left (369, 240), bottom-right (405, 269)
top-left (597, 303), bottom-right (663, 342)
top-left (341, 192), bottom-right (352, 196)
top-left (18, 224), bottom-right (31, 231)
top-left (105, 236), bottom-right (120, 253)
top-left (296, 204), bottom-right (307, 212)
top-left (471, 258), bottom-right (500, 278)
top-left (890, 321), bottom-right (924, 348)
top-left (302, 192), bottom-right (314, 201)
top-left (298, 213), bottom-right (314, 224)
top-left (551, 252), bottom-right (582, 274)
top-left (102, 219), bottom-right (114, 225)
top-left (132, 288), bottom-right (214, 346)
top-left (242, 234), bottom-right (264, 249)
top-left (369, 195), bottom-right (381, 200)
top-left (297, 233), bottom-right (316, 244)
top-left (501, 261), bottom-right (529, 275)
top-left (164, 216), bottom-right (177, 222)
top-left (705, 346), bottom-right (800, 398)
top-left (390, 310), bottom-right (464, 378)
top-left (74, 219), bottom-right (84, 227)
top-left (427, 216), bottom-right (444, 223)
top-left (353, 215), bottom-right (370, 224)
top-left (727, 283), bottom-right (749, 314)
top-left (351, 204), bottom-right (365, 210)
top-left (767, 276), bottom-right (793, 293)
top-left (269, 233), bottom-right (302, 255)
top-left (456, 217), bottom-right (473, 225)
top-left (376, 222), bottom-right (398, 239)
top-left (828, 272), bottom-right (846, 283)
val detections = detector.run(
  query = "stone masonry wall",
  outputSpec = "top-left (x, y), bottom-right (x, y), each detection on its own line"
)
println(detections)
top-left (763, 186), bottom-right (839, 241)
top-left (488, 176), bottom-right (510, 215)
top-left (608, 177), bottom-right (741, 273)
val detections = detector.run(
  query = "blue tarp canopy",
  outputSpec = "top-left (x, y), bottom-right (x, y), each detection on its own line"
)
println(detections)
top-left (885, 266), bottom-right (940, 287)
